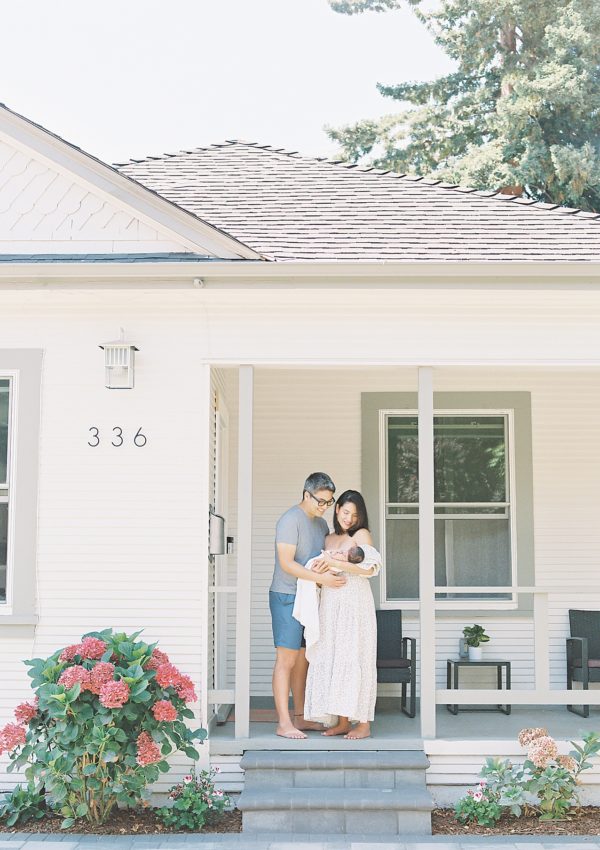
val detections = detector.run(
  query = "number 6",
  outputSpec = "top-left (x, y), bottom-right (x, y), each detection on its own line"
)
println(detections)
top-left (134, 427), bottom-right (147, 447)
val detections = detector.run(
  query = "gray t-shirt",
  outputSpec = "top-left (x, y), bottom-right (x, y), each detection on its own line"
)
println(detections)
top-left (270, 505), bottom-right (329, 594)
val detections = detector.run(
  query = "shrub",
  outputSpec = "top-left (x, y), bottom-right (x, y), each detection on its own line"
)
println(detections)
top-left (454, 780), bottom-right (503, 827)
top-left (0, 782), bottom-right (47, 827)
top-left (157, 769), bottom-right (229, 831)
top-left (0, 630), bottom-right (206, 828)
top-left (455, 728), bottom-right (600, 825)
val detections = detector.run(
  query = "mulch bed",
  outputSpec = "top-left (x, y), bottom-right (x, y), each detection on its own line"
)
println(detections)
top-left (432, 807), bottom-right (600, 835)
top-left (4, 807), bottom-right (600, 836)
top-left (0, 807), bottom-right (242, 835)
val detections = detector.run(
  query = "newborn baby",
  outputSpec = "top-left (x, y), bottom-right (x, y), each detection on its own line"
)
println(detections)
top-left (328, 546), bottom-right (365, 566)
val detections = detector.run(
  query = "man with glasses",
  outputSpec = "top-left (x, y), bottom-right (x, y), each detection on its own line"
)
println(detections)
top-left (270, 472), bottom-right (347, 739)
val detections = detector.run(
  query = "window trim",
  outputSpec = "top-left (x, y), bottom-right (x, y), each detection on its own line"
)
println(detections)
top-left (379, 408), bottom-right (518, 610)
top-left (0, 351), bottom-right (42, 621)
top-left (361, 391), bottom-right (534, 617)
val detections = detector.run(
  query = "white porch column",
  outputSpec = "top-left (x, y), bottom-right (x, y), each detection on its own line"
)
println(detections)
top-left (235, 365), bottom-right (253, 738)
top-left (418, 367), bottom-right (436, 738)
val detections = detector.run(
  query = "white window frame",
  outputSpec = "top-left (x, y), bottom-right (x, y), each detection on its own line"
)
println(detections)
top-left (378, 407), bottom-right (518, 610)
top-left (0, 372), bottom-right (17, 610)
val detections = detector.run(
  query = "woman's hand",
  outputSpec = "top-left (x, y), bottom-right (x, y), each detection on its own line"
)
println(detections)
top-left (318, 572), bottom-right (347, 588)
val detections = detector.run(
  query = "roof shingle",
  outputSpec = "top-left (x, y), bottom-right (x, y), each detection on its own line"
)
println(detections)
top-left (117, 142), bottom-right (600, 262)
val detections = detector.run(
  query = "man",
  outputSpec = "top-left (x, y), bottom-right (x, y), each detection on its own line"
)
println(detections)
top-left (269, 472), bottom-right (346, 739)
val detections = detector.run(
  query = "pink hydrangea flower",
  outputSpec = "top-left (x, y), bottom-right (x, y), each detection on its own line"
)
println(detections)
top-left (174, 674), bottom-right (197, 703)
top-left (145, 648), bottom-right (170, 671)
top-left (59, 643), bottom-right (82, 663)
top-left (152, 700), bottom-right (178, 722)
top-left (99, 679), bottom-right (130, 709)
top-left (528, 735), bottom-right (558, 769)
top-left (155, 663), bottom-right (182, 689)
top-left (58, 665), bottom-right (92, 691)
top-left (136, 731), bottom-right (162, 766)
top-left (518, 727), bottom-right (549, 747)
top-left (14, 698), bottom-right (38, 725)
top-left (79, 637), bottom-right (107, 660)
top-left (557, 754), bottom-right (577, 772)
top-left (0, 722), bottom-right (27, 755)
top-left (89, 662), bottom-right (116, 695)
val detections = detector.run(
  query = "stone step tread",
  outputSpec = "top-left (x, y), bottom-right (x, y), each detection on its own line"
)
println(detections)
top-left (240, 750), bottom-right (429, 771)
top-left (237, 786), bottom-right (434, 812)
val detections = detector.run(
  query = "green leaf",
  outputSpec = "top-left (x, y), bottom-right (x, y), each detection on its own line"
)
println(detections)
top-left (75, 803), bottom-right (88, 817)
top-left (82, 763), bottom-right (97, 776)
top-left (61, 818), bottom-right (76, 829)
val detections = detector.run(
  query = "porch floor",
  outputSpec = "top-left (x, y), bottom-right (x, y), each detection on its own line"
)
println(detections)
top-left (209, 698), bottom-right (600, 754)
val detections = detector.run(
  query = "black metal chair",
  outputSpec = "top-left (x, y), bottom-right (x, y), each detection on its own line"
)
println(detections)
top-left (376, 610), bottom-right (416, 718)
top-left (566, 609), bottom-right (600, 717)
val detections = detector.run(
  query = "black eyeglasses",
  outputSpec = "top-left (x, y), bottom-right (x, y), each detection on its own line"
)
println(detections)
top-left (308, 493), bottom-right (335, 508)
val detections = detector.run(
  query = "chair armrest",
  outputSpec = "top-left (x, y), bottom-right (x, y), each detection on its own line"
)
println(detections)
top-left (401, 636), bottom-right (416, 660)
top-left (567, 636), bottom-right (588, 666)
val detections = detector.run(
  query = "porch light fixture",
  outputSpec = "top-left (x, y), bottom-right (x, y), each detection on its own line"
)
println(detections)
top-left (99, 330), bottom-right (139, 389)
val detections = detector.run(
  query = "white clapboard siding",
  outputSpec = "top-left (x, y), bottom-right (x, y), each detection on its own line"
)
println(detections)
top-left (0, 139), bottom-right (191, 254)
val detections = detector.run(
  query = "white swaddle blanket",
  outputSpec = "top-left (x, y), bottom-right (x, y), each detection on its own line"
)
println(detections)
top-left (292, 544), bottom-right (382, 649)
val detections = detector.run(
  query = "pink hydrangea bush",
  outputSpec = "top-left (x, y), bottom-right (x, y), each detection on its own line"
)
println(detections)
top-left (455, 728), bottom-right (600, 824)
top-left (0, 629), bottom-right (205, 828)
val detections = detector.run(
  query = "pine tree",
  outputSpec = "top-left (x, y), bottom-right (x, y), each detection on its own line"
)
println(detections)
top-left (328, 0), bottom-right (600, 211)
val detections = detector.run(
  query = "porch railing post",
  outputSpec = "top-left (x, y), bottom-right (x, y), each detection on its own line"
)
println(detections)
top-left (418, 366), bottom-right (436, 738)
top-left (235, 365), bottom-right (253, 738)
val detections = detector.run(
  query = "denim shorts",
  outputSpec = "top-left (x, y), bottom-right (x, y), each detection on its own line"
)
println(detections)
top-left (269, 591), bottom-right (306, 650)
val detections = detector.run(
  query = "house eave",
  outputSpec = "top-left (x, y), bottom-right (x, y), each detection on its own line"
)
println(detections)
top-left (0, 258), bottom-right (600, 287)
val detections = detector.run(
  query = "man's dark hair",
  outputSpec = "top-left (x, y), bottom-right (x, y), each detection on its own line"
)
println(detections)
top-left (303, 472), bottom-right (336, 497)
top-left (333, 490), bottom-right (369, 537)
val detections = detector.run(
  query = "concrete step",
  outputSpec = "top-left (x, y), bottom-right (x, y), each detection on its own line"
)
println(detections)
top-left (238, 786), bottom-right (433, 834)
top-left (241, 749), bottom-right (429, 789)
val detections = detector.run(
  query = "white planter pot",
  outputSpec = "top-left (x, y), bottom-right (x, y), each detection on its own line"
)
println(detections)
top-left (468, 646), bottom-right (483, 661)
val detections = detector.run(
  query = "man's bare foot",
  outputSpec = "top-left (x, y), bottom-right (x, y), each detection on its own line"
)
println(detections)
top-left (294, 715), bottom-right (325, 732)
top-left (344, 722), bottom-right (371, 740)
top-left (276, 725), bottom-right (307, 739)
top-left (322, 720), bottom-right (352, 736)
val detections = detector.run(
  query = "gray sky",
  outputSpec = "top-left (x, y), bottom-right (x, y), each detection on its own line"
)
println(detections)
top-left (2, 0), bottom-right (452, 164)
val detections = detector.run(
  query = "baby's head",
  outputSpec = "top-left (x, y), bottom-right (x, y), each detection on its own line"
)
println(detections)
top-left (346, 545), bottom-right (365, 565)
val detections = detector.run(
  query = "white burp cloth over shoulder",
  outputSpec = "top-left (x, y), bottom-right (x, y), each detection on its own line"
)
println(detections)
top-left (293, 545), bottom-right (382, 649)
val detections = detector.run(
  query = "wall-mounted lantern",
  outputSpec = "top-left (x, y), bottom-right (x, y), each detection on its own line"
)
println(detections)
top-left (99, 330), bottom-right (139, 389)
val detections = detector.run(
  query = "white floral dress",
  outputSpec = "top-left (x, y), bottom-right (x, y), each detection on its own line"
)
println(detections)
top-left (304, 555), bottom-right (380, 726)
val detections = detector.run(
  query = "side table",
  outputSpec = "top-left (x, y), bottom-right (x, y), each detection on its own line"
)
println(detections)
top-left (446, 658), bottom-right (511, 715)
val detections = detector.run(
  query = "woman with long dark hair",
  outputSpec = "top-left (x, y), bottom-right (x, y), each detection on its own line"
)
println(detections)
top-left (303, 489), bottom-right (380, 739)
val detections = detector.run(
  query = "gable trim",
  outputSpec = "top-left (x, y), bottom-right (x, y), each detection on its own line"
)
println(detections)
top-left (0, 104), bottom-right (263, 261)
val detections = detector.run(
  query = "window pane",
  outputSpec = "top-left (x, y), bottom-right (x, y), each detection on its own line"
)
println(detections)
top-left (385, 518), bottom-right (447, 600)
top-left (387, 416), bottom-right (418, 503)
top-left (435, 416), bottom-right (506, 504)
top-left (0, 501), bottom-right (6, 603)
top-left (0, 380), bottom-right (9, 485)
top-left (435, 518), bottom-right (511, 600)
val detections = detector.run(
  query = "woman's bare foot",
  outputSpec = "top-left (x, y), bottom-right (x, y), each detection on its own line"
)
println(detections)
top-left (344, 722), bottom-right (371, 740)
top-left (276, 724), bottom-right (307, 739)
top-left (294, 714), bottom-right (325, 732)
top-left (322, 720), bottom-right (352, 736)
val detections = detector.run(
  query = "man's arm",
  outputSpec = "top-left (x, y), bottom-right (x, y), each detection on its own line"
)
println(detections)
top-left (277, 543), bottom-right (346, 588)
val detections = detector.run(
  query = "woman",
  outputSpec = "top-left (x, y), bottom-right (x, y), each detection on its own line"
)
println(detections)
top-left (303, 490), bottom-right (379, 740)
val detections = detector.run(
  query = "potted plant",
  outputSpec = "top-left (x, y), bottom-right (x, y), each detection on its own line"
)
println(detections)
top-left (463, 624), bottom-right (490, 661)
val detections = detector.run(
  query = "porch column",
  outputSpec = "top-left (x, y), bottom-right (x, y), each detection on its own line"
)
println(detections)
top-left (235, 365), bottom-right (253, 738)
top-left (418, 366), bottom-right (436, 738)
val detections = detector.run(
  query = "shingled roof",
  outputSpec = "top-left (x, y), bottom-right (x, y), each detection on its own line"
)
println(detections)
top-left (117, 141), bottom-right (600, 262)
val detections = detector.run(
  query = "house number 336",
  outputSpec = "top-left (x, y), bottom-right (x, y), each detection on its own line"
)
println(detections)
top-left (88, 427), bottom-right (147, 447)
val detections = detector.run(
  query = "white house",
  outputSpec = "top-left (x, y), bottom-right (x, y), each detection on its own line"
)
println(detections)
top-left (2, 102), bottom-right (600, 832)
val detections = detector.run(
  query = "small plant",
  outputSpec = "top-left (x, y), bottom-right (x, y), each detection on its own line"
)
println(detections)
top-left (0, 630), bottom-right (206, 828)
top-left (157, 769), bottom-right (229, 831)
top-left (462, 624), bottom-right (490, 648)
top-left (0, 782), bottom-right (47, 827)
top-left (454, 780), bottom-right (503, 827)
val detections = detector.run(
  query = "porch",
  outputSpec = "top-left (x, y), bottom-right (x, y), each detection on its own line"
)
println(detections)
top-left (200, 361), bottom-right (600, 755)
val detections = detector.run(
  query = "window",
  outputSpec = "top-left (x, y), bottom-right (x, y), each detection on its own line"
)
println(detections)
top-left (0, 378), bottom-right (10, 604)
top-left (383, 410), bottom-right (515, 605)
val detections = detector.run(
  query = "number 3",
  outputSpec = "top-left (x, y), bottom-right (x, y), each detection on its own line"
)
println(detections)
top-left (88, 427), bottom-right (100, 447)
top-left (112, 427), bottom-right (123, 447)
